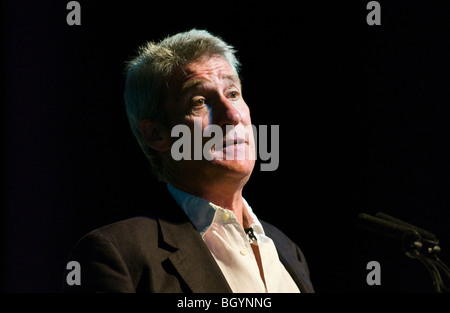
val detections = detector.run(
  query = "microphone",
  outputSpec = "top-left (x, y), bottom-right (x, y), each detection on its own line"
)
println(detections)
top-left (357, 213), bottom-right (423, 249)
top-left (357, 212), bottom-right (440, 252)
top-left (245, 227), bottom-right (257, 243)
top-left (357, 212), bottom-right (449, 293)
top-left (374, 212), bottom-right (437, 242)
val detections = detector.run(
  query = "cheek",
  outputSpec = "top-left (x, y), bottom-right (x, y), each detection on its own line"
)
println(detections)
top-left (236, 99), bottom-right (250, 121)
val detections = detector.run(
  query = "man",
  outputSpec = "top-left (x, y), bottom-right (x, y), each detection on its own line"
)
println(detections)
top-left (63, 29), bottom-right (314, 293)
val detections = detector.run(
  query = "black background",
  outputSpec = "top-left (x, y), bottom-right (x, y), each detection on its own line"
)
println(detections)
top-left (2, 0), bottom-right (450, 293)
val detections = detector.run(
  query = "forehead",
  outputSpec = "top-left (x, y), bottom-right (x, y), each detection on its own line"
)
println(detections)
top-left (177, 55), bottom-right (240, 91)
top-left (183, 55), bottom-right (234, 77)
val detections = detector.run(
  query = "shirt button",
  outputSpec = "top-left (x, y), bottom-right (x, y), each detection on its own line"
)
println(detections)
top-left (222, 211), bottom-right (231, 221)
top-left (240, 249), bottom-right (248, 256)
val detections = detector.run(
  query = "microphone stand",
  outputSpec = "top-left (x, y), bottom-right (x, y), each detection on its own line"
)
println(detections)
top-left (358, 212), bottom-right (450, 293)
top-left (403, 234), bottom-right (450, 293)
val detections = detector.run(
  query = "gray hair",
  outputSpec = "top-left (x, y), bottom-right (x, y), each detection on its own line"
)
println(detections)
top-left (124, 29), bottom-right (241, 181)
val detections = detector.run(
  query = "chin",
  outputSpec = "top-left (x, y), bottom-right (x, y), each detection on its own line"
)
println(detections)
top-left (210, 159), bottom-right (255, 178)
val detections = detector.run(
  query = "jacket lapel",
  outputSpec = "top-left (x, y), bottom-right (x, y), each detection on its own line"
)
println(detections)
top-left (260, 220), bottom-right (314, 293)
top-left (157, 208), bottom-right (232, 293)
top-left (276, 248), bottom-right (314, 293)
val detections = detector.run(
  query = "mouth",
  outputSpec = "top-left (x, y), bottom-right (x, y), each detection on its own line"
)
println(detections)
top-left (212, 138), bottom-right (247, 152)
top-left (224, 138), bottom-right (246, 147)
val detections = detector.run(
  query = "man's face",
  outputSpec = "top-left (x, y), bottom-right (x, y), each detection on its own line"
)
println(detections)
top-left (165, 55), bottom-right (255, 184)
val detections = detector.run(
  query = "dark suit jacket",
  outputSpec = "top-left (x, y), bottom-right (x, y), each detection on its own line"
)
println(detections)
top-left (63, 190), bottom-right (314, 293)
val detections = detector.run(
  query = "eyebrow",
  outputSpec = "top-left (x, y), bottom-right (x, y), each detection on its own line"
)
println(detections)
top-left (180, 74), bottom-right (241, 96)
top-left (224, 74), bottom-right (241, 85)
top-left (180, 78), bottom-right (209, 95)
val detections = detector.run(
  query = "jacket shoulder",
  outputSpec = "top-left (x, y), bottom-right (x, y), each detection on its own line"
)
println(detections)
top-left (85, 216), bottom-right (158, 244)
top-left (63, 216), bottom-right (161, 293)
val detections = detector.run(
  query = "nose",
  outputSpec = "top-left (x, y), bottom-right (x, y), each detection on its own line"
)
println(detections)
top-left (212, 95), bottom-right (241, 128)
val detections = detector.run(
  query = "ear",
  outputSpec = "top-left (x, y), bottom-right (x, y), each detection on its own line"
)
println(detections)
top-left (139, 120), bottom-right (171, 152)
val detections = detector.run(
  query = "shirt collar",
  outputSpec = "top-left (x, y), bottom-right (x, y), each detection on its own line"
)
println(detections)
top-left (167, 183), bottom-right (263, 237)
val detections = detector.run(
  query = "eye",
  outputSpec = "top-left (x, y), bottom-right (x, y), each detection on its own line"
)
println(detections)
top-left (193, 98), bottom-right (206, 106)
top-left (228, 91), bottom-right (239, 99)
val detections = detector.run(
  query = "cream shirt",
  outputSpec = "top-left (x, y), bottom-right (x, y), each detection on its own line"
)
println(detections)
top-left (167, 184), bottom-right (300, 293)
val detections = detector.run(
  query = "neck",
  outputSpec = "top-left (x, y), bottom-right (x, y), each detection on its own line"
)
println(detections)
top-left (169, 179), bottom-right (249, 227)
top-left (163, 156), bottom-right (253, 227)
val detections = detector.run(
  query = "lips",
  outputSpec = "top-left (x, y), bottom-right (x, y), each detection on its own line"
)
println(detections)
top-left (223, 138), bottom-right (246, 147)
top-left (213, 137), bottom-right (247, 151)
